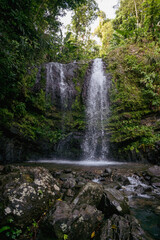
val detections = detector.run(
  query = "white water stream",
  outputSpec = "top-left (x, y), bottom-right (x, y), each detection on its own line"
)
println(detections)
top-left (46, 62), bottom-right (68, 108)
top-left (83, 58), bottom-right (110, 161)
top-left (32, 59), bottom-right (121, 165)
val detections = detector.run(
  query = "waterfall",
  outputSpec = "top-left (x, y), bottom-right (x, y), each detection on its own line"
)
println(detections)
top-left (45, 62), bottom-right (68, 108)
top-left (59, 64), bottom-right (67, 107)
top-left (83, 58), bottom-right (110, 160)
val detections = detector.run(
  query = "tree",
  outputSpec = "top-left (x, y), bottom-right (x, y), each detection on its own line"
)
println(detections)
top-left (0, 0), bottom-right (90, 107)
top-left (94, 11), bottom-right (114, 55)
top-left (143, 0), bottom-right (160, 40)
top-left (71, 0), bottom-right (98, 40)
top-left (64, 0), bottom-right (99, 60)
top-left (112, 0), bottom-right (160, 43)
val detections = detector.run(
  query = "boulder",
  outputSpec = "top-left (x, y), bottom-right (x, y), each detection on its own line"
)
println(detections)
top-left (98, 188), bottom-right (130, 217)
top-left (104, 168), bottom-right (112, 176)
top-left (113, 174), bottom-right (130, 185)
top-left (69, 204), bottom-right (103, 240)
top-left (100, 214), bottom-right (148, 240)
top-left (0, 166), bottom-right (61, 227)
top-left (103, 182), bottom-right (121, 190)
top-left (152, 182), bottom-right (160, 188)
top-left (62, 177), bottom-right (76, 189)
top-left (42, 201), bottom-right (73, 239)
top-left (42, 200), bottom-right (104, 240)
top-left (72, 181), bottom-right (103, 207)
top-left (148, 165), bottom-right (160, 178)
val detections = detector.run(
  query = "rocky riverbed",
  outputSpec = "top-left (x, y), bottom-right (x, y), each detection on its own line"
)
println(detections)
top-left (0, 163), bottom-right (160, 240)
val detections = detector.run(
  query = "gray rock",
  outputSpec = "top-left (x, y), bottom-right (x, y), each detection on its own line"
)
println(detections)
top-left (113, 174), bottom-right (130, 185)
top-left (69, 204), bottom-right (103, 240)
top-left (62, 178), bottom-right (76, 189)
top-left (52, 171), bottom-right (62, 178)
top-left (148, 165), bottom-right (160, 178)
top-left (72, 181), bottom-right (103, 207)
top-left (100, 177), bottom-right (106, 182)
top-left (152, 182), bottom-right (160, 188)
top-left (63, 169), bottom-right (72, 174)
top-left (75, 181), bottom-right (86, 188)
top-left (42, 201), bottom-right (103, 240)
top-left (104, 182), bottom-right (121, 190)
top-left (66, 189), bottom-right (75, 197)
top-left (98, 187), bottom-right (130, 216)
top-left (100, 214), bottom-right (148, 240)
top-left (101, 173), bottom-right (110, 177)
top-left (42, 201), bottom-right (73, 239)
top-left (104, 168), bottom-right (112, 176)
top-left (0, 166), bottom-right (60, 227)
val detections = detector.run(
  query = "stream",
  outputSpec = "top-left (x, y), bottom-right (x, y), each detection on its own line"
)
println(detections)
top-left (24, 161), bottom-right (160, 239)
top-left (26, 58), bottom-right (160, 239)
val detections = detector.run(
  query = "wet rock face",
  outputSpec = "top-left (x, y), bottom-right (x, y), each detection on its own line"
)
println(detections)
top-left (148, 165), bottom-right (160, 178)
top-left (98, 188), bottom-right (130, 217)
top-left (0, 165), bottom-right (154, 240)
top-left (72, 182), bottom-right (103, 207)
top-left (0, 135), bottom-right (56, 164)
top-left (0, 166), bottom-right (60, 227)
top-left (36, 62), bottom-right (80, 110)
top-left (56, 132), bottom-right (84, 160)
top-left (100, 214), bottom-right (147, 240)
top-left (42, 201), bottom-right (103, 240)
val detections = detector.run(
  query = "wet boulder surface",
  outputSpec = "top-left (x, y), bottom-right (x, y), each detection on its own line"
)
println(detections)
top-left (41, 201), bottom-right (103, 240)
top-left (100, 214), bottom-right (147, 240)
top-left (0, 164), bottom-right (159, 240)
top-left (0, 166), bottom-right (61, 231)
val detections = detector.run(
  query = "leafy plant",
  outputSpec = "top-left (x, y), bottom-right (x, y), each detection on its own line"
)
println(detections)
top-left (0, 219), bottom-right (22, 240)
top-left (64, 234), bottom-right (68, 240)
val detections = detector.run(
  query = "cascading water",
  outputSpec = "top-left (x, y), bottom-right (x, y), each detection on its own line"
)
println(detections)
top-left (59, 64), bottom-right (67, 107)
top-left (32, 59), bottom-right (125, 165)
top-left (83, 58), bottom-right (110, 160)
top-left (45, 62), bottom-right (68, 108)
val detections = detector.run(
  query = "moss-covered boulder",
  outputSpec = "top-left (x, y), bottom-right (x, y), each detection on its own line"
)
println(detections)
top-left (72, 181), bottom-right (104, 207)
top-left (41, 200), bottom-right (104, 240)
top-left (0, 166), bottom-right (61, 228)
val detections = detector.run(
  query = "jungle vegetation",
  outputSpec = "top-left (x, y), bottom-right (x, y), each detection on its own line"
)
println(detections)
top-left (0, 0), bottom-right (160, 159)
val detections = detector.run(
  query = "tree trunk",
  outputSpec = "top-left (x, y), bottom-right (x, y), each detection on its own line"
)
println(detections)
top-left (133, 0), bottom-right (139, 27)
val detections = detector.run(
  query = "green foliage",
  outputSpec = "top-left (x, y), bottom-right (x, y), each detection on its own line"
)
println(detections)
top-left (0, 219), bottom-right (22, 239)
top-left (62, 0), bottom-right (99, 61)
top-left (0, 0), bottom-right (95, 149)
top-left (64, 234), bottom-right (68, 240)
top-left (109, 0), bottom-right (160, 48)
top-left (32, 219), bottom-right (38, 229)
top-left (6, 228), bottom-right (22, 239)
top-left (30, 90), bottom-right (47, 112)
top-left (0, 0), bottom-right (91, 108)
top-left (0, 109), bottom-right (14, 127)
top-left (0, 226), bottom-right (11, 233)
top-left (94, 13), bottom-right (113, 55)
top-left (107, 43), bottom-right (160, 154)
top-left (12, 102), bottom-right (27, 118)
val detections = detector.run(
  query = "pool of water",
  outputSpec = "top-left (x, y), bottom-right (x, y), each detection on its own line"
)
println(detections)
top-left (28, 159), bottom-right (126, 166)
top-left (131, 205), bottom-right (160, 239)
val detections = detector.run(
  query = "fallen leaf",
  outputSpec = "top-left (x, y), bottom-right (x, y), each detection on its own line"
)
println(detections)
top-left (111, 224), bottom-right (117, 229)
top-left (91, 231), bottom-right (95, 238)
top-left (57, 198), bottom-right (62, 201)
